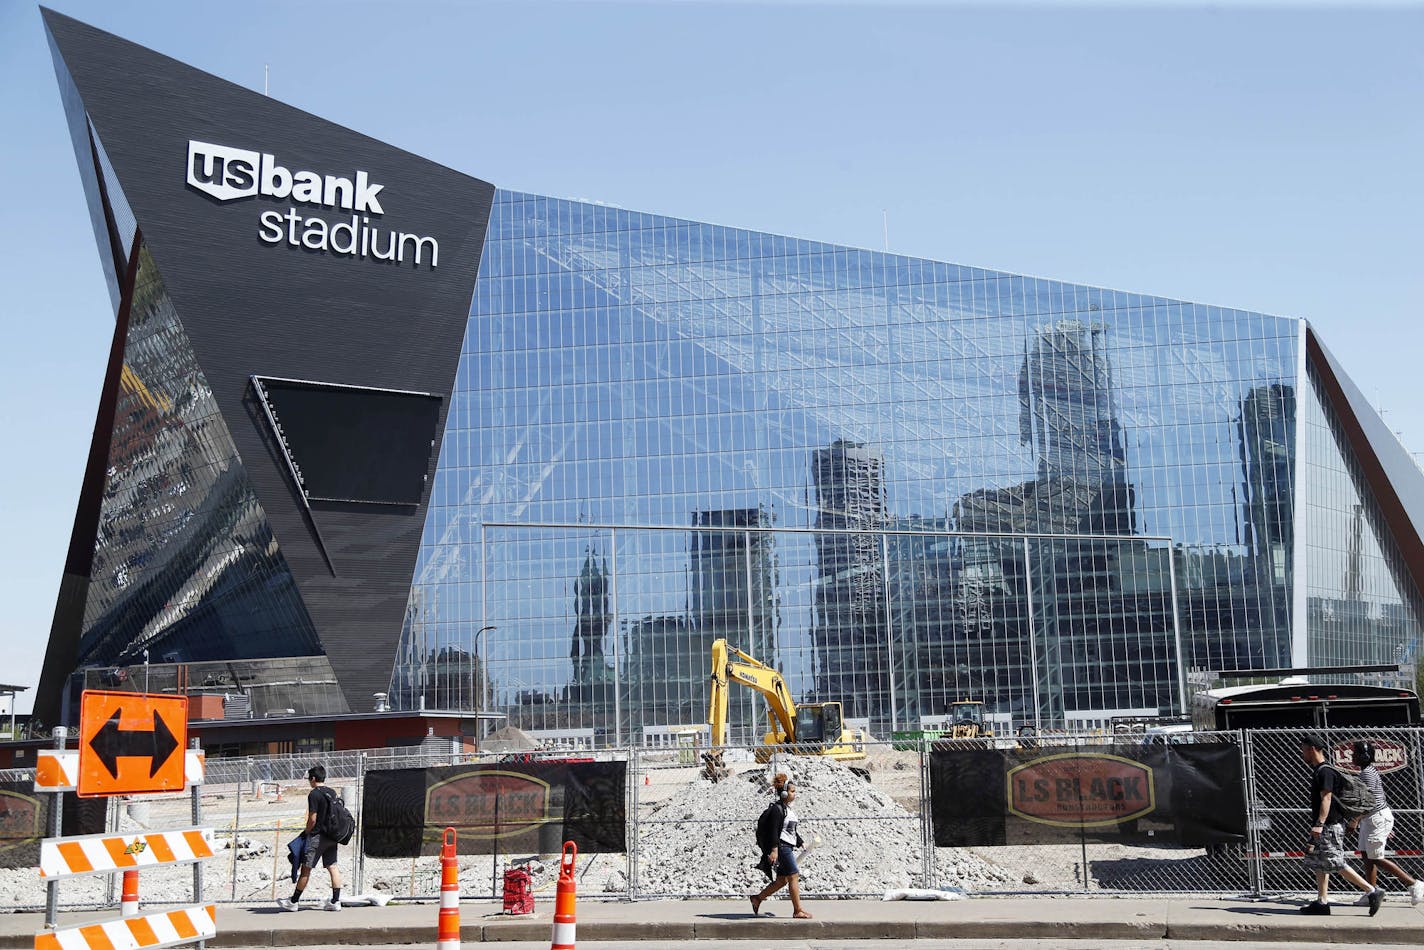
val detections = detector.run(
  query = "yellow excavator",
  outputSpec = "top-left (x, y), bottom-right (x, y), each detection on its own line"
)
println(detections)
top-left (702, 638), bottom-right (868, 781)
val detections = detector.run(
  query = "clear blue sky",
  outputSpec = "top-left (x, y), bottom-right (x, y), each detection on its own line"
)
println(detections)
top-left (1, 1), bottom-right (1420, 713)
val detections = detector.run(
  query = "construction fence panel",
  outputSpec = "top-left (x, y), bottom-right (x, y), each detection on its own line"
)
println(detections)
top-left (174, 746), bottom-right (632, 906)
top-left (926, 731), bottom-right (1250, 895)
top-left (112, 749), bottom-right (384, 907)
top-left (1243, 726), bottom-right (1424, 900)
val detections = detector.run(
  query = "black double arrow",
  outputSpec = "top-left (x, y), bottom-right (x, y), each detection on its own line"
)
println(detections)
top-left (88, 708), bottom-right (180, 780)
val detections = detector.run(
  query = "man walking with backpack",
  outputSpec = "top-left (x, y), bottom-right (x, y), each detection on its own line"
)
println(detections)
top-left (278, 765), bottom-right (346, 912)
top-left (1297, 735), bottom-right (1384, 915)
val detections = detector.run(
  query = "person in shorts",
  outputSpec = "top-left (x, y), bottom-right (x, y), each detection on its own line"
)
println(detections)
top-left (276, 765), bottom-right (343, 912)
top-left (750, 780), bottom-right (811, 919)
top-left (1298, 735), bottom-right (1383, 915)
top-left (1347, 740), bottom-right (1424, 906)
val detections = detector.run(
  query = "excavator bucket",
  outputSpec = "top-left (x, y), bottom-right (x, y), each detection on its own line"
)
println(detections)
top-left (700, 750), bottom-right (729, 782)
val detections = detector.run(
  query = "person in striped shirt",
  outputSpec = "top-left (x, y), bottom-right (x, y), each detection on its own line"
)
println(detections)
top-left (1348, 740), bottom-right (1424, 907)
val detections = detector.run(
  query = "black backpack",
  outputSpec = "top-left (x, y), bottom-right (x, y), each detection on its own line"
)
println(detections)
top-left (755, 801), bottom-right (784, 855)
top-left (318, 787), bottom-right (356, 845)
top-left (1330, 767), bottom-right (1377, 821)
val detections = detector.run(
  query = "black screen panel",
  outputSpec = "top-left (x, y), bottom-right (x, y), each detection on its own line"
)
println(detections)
top-left (255, 377), bottom-right (443, 506)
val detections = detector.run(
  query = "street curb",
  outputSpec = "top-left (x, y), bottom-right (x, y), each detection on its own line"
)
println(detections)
top-left (913, 918), bottom-right (1167, 941)
top-left (55, 917), bottom-right (1400, 946)
top-left (9, 901), bottom-right (1424, 946)
top-left (1165, 920), bottom-right (1424, 944)
top-left (692, 919), bottom-right (915, 941)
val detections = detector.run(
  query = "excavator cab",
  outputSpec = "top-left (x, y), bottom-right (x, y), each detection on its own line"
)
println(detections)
top-left (790, 702), bottom-right (843, 747)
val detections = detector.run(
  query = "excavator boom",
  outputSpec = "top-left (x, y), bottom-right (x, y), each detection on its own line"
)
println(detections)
top-left (703, 638), bottom-right (865, 780)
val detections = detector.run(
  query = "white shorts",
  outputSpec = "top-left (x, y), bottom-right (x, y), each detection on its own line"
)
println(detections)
top-left (1357, 807), bottom-right (1394, 859)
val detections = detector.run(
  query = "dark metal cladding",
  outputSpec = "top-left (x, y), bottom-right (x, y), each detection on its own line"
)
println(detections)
top-left (38, 9), bottom-right (493, 721)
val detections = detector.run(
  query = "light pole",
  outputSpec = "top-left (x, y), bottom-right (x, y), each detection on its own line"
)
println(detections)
top-left (473, 625), bottom-right (497, 738)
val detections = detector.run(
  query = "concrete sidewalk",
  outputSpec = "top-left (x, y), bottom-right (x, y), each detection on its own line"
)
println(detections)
top-left (8, 895), bottom-right (1424, 947)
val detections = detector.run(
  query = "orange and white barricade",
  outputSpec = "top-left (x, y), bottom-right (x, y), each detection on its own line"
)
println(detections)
top-left (39, 827), bottom-right (215, 879)
top-left (550, 841), bottom-right (577, 950)
top-left (35, 750), bottom-right (206, 793)
top-left (437, 827), bottom-right (460, 950)
top-left (35, 904), bottom-right (216, 950)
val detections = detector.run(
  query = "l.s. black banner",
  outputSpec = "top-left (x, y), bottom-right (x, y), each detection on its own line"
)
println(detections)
top-left (362, 761), bottom-right (626, 858)
top-left (930, 741), bottom-right (1245, 847)
top-left (0, 783), bottom-right (105, 869)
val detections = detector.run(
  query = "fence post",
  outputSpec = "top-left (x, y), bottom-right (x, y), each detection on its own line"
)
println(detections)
top-left (44, 726), bottom-right (65, 930)
top-left (354, 752), bottom-right (367, 896)
top-left (231, 757), bottom-right (245, 901)
top-left (1241, 730), bottom-right (1263, 897)
top-left (628, 746), bottom-right (638, 900)
top-left (190, 738), bottom-right (205, 950)
top-left (1077, 734), bottom-right (1089, 893)
top-left (490, 772), bottom-right (501, 900)
top-left (920, 736), bottom-right (934, 890)
top-left (1412, 727), bottom-right (1424, 874)
top-left (104, 796), bottom-right (118, 907)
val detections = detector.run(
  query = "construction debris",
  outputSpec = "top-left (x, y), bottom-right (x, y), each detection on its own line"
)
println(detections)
top-left (636, 755), bottom-right (1014, 896)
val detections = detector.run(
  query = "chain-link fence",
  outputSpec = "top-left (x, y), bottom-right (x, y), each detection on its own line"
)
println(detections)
top-left (8, 727), bottom-right (1424, 910)
top-left (1244, 726), bottom-right (1424, 899)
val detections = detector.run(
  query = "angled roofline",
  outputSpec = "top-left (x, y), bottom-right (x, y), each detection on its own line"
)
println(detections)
top-left (1306, 325), bottom-right (1424, 610)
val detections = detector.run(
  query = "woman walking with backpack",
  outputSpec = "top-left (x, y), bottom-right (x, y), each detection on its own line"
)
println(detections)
top-left (750, 780), bottom-right (812, 919)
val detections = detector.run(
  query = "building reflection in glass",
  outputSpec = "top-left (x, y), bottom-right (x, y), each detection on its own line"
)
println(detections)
top-left (395, 191), bottom-right (1424, 743)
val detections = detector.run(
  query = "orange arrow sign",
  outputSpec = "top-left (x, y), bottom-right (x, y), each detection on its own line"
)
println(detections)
top-left (77, 692), bottom-right (188, 798)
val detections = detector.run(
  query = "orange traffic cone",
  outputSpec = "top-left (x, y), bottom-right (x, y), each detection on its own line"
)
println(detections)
top-left (550, 841), bottom-right (577, 950)
top-left (120, 870), bottom-right (139, 917)
top-left (437, 827), bottom-right (460, 950)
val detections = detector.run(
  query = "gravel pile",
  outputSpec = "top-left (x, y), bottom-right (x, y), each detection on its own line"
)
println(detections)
top-left (636, 756), bottom-right (1013, 897)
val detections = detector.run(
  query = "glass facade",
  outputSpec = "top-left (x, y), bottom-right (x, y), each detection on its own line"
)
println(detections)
top-left (393, 190), bottom-right (1422, 743)
top-left (1302, 361), bottom-right (1424, 665)
top-left (52, 108), bottom-right (1422, 736)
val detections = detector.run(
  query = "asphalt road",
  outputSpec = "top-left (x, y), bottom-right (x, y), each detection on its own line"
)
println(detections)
top-left (273, 943), bottom-right (1421, 950)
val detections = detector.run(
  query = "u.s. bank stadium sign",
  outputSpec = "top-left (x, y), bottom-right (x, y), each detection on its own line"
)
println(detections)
top-left (186, 140), bottom-right (440, 269)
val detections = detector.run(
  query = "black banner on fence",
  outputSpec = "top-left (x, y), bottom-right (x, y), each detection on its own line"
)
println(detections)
top-left (361, 760), bottom-right (626, 858)
top-left (930, 742), bottom-right (1246, 848)
top-left (0, 783), bottom-right (105, 869)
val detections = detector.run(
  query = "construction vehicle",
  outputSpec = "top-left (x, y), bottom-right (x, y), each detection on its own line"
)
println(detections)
top-left (702, 638), bottom-right (868, 781)
top-left (947, 700), bottom-right (993, 739)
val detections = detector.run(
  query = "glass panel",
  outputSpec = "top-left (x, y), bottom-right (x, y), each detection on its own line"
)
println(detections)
top-left (1302, 359), bottom-right (1424, 663)
top-left (389, 188), bottom-right (1411, 744)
